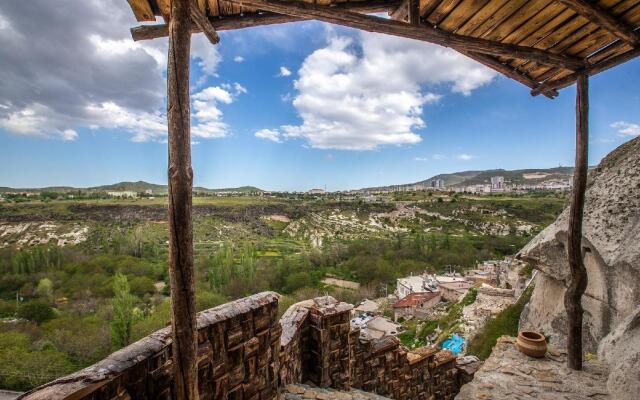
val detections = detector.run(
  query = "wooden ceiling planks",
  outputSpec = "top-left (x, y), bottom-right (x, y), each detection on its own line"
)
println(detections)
top-left (126, 0), bottom-right (640, 97)
top-left (438, 0), bottom-right (491, 32)
top-left (525, 0), bottom-right (639, 81)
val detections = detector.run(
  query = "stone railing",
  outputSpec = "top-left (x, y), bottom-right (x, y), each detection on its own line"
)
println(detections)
top-left (19, 292), bottom-right (281, 400)
top-left (21, 293), bottom-right (468, 400)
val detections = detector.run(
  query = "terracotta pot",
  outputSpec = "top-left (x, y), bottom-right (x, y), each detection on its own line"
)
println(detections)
top-left (516, 331), bottom-right (547, 358)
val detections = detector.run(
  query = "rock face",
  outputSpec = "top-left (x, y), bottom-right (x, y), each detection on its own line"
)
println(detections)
top-left (597, 305), bottom-right (640, 400)
top-left (519, 136), bottom-right (640, 351)
top-left (455, 336), bottom-right (610, 400)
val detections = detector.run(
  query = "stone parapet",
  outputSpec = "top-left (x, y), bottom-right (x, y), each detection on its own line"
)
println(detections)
top-left (21, 293), bottom-right (466, 400)
top-left (20, 292), bottom-right (281, 400)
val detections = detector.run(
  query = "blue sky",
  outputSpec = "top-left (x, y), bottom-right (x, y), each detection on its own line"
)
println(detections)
top-left (0, 1), bottom-right (638, 191)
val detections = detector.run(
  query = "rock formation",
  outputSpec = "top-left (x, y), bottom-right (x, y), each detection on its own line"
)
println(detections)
top-left (517, 136), bottom-right (640, 399)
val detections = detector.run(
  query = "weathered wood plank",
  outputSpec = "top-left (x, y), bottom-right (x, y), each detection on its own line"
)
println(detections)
top-left (565, 72), bottom-right (588, 371)
top-left (229, 0), bottom-right (586, 69)
top-left (127, 0), bottom-right (156, 21)
top-left (483, 0), bottom-right (554, 43)
top-left (438, 0), bottom-right (491, 32)
top-left (473, 0), bottom-right (529, 38)
top-left (427, 0), bottom-right (463, 25)
top-left (455, 0), bottom-right (511, 36)
top-left (207, 0), bottom-right (221, 16)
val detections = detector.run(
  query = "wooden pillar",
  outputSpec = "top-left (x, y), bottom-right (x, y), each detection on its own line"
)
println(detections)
top-left (167, 0), bottom-right (198, 398)
top-left (565, 73), bottom-right (589, 370)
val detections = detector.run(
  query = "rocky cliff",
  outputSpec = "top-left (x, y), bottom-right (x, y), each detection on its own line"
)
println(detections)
top-left (517, 136), bottom-right (640, 399)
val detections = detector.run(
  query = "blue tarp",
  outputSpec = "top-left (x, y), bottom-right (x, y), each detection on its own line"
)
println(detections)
top-left (441, 334), bottom-right (465, 354)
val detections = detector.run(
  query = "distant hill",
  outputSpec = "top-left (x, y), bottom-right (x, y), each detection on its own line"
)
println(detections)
top-left (0, 181), bottom-right (263, 194)
top-left (90, 181), bottom-right (168, 193)
top-left (361, 167), bottom-right (575, 191)
top-left (419, 167), bottom-right (575, 188)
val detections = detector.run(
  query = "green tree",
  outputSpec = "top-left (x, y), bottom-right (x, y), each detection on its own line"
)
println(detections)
top-left (111, 273), bottom-right (135, 348)
top-left (17, 300), bottom-right (55, 324)
top-left (36, 278), bottom-right (54, 301)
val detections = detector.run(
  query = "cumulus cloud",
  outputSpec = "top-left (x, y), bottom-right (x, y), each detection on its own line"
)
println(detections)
top-left (611, 121), bottom-right (640, 136)
top-left (255, 129), bottom-right (282, 142)
top-left (457, 153), bottom-right (474, 161)
top-left (414, 157), bottom-right (428, 161)
top-left (279, 66), bottom-right (292, 77)
top-left (258, 32), bottom-right (495, 150)
top-left (234, 56), bottom-right (245, 63)
top-left (0, 0), bottom-right (229, 142)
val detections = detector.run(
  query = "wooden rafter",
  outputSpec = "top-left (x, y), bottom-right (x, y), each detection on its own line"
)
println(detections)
top-left (463, 52), bottom-right (558, 98)
top-left (131, 0), bottom-right (402, 41)
top-left (190, 0), bottom-right (220, 44)
top-left (558, 0), bottom-right (640, 46)
top-left (228, 0), bottom-right (587, 70)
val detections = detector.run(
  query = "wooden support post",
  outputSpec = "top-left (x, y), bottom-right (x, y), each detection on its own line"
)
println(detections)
top-left (167, 0), bottom-right (198, 398)
top-left (565, 73), bottom-right (589, 371)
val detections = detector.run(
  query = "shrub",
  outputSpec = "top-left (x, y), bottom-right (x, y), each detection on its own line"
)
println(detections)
top-left (17, 300), bottom-right (55, 324)
top-left (467, 285), bottom-right (534, 360)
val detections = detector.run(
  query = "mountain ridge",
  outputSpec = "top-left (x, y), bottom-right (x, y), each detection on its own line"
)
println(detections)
top-left (361, 166), bottom-right (576, 191)
top-left (0, 181), bottom-right (263, 194)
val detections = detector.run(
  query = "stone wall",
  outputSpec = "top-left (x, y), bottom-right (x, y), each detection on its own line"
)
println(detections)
top-left (293, 296), bottom-right (461, 400)
top-left (19, 292), bottom-right (281, 400)
top-left (21, 293), bottom-right (465, 400)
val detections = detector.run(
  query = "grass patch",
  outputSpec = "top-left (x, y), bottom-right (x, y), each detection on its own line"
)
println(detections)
top-left (466, 285), bottom-right (534, 360)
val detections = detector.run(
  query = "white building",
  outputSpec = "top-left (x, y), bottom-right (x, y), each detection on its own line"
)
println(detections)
top-left (491, 176), bottom-right (505, 190)
top-left (396, 274), bottom-right (439, 299)
top-left (306, 188), bottom-right (325, 194)
top-left (107, 191), bottom-right (137, 198)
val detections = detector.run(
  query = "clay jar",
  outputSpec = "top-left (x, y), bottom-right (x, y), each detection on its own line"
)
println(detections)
top-left (516, 331), bottom-right (547, 358)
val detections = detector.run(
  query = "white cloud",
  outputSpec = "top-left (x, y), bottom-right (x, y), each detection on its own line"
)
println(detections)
top-left (255, 129), bottom-right (282, 142)
top-left (432, 154), bottom-right (446, 160)
top-left (191, 35), bottom-right (222, 76)
top-left (457, 153), bottom-right (474, 161)
top-left (278, 66), bottom-right (292, 77)
top-left (414, 157), bottom-right (428, 161)
top-left (611, 121), bottom-right (640, 136)
top-left (61, 129), bottom-right (78, 141)
top-left (234, 56), bottom-right (245, 63)
top-left (257, 32), bottom-right (495, 151)
top-left (0, 0), bottom-right (234, 142)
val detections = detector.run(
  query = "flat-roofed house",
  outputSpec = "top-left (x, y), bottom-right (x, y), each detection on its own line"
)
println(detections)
top-left (393, 292), bottom-right (442, 321)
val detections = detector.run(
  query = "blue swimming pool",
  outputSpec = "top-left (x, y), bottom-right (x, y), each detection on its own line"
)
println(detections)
top-left (441, 333), bottom-right (465, 354)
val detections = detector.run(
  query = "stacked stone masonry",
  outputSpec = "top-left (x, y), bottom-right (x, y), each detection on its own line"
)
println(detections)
top-left (20, 293), bottom-right (465, 400)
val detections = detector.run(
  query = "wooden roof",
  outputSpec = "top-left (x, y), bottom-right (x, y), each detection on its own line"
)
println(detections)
top-left (128, 0), bottom-right (640, 98)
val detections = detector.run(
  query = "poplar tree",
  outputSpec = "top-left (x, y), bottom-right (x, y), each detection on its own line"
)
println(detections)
top-left (111, 273), bottom-right (135, 348)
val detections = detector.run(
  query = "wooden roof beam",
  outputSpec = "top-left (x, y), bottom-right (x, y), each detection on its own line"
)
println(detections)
top-left (190, 0), bottom-right (220, 44)
top-left (230, 0), bottom-right (587, 70)
top-left (531, 43), bottom-right (640, 95)
top-left (463, 52), bottom-right (558, 98)
top-left (558, 0), bottom-right (640, 46)
top-left (131, 0), bottom-right (402, 41)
